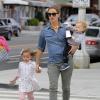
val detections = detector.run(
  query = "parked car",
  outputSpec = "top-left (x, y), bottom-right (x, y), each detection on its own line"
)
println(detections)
top-left (65, 14), bottom-right (99, 26)
top-left (0, 21), bottom-right (12, 40)
top-left (90, 19), bottom-right (100, 27)
top-left (0, 18), bottom-right (21, 37)
top-left (84, 26), bottom-right (100, 58)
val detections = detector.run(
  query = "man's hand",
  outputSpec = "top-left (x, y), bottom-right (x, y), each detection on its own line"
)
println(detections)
top-left (68, 45), bottom-right (78, 55)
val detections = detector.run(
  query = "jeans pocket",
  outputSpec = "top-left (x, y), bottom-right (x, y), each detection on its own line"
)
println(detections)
top-left (59, 63), bottom-right (70, 71)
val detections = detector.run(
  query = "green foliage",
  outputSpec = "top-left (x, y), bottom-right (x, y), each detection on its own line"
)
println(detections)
top-left (26, 18), bottom-right (39, 26)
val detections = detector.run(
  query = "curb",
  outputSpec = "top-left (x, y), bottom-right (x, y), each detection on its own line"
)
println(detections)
top-left (0, 83), bottom-right (18, 90)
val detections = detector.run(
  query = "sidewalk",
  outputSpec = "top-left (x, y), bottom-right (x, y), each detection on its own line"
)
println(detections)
top-left (0, 62), bottom-right (100, 100)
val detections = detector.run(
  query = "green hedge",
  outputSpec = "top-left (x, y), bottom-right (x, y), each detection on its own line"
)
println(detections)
top-left (26, 18), bottom-right (39, 26)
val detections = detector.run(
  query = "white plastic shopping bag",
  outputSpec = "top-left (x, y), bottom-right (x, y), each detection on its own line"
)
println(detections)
top-left (73, 41), bottom-right (90, 69)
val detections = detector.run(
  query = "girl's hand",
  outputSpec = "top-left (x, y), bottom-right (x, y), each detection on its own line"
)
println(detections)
top-left (9, 80), bottom-right (16, 85)
top-left (35, 65), bottom-right (41, 73)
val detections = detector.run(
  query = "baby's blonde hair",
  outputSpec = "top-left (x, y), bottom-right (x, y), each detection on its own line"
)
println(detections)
top-left (76, 21), bottom-right (87, 31)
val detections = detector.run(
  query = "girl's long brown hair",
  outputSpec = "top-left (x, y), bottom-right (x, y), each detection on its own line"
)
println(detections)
top-left (21, 48), bottom-right (37, 57)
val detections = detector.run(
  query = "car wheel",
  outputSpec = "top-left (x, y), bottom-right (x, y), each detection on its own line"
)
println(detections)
top-left (6, 32), bottom-right (11, 40)
top-left (15, 29), bottom-right (21, 37)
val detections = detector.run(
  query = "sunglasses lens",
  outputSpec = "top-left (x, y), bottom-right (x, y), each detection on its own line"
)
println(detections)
top-left (47, 13), bottom-right (51, 16)
top-left (52, 13), bottom-right (56, 16)
top-left (47, 13), bottom-right (58, 17)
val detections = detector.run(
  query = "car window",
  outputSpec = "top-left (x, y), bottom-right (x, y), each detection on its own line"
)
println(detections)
top-left (8, 19), bottom-right (11, 23)
top-left (86, 15), bottom-right (98, 22)
top-left (86, 28), bottom-right (99, 37)
top-left (96, 23), bottom-right (100, 27)
top-left (2, 19), bottom-right (8, 25)
top-left (92, 23), bottom-right (100, 27)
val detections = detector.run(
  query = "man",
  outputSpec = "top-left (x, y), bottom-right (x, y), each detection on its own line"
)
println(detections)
top-left (35, 7), bottom-right (78, 100)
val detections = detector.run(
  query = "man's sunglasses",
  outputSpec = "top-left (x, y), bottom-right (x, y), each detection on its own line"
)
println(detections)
top-left (47, 13), bottom-right (58, 17)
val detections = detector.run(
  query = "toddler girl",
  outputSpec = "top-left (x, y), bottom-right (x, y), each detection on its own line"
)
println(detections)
top-left (10, 48), bottom-right (41, 100)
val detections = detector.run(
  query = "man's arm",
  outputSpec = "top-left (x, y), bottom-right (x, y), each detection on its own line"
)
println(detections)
top-left (35, 49), bottom-right (43, 73)
top-left (35, 29), bottom-right (46, 72)
top-left (36, 49), bottom-right (43, 66)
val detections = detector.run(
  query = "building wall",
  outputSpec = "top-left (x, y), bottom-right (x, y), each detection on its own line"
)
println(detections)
top-left (0, 1), bottom-right (3, 9)
top-left (0, 0), bottom-right (4, 17)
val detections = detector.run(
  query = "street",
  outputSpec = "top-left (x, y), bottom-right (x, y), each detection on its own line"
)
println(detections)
top-left (0, 0), bottom-right (100, 99)
top-left (0, 30), bottom-right (100, 71)
top-left (0, 30), bottom-right (100, 100)
top-left (0, 30), bottom-right (48, 71)
top-left (0, 68), bottom-right (100, 100)
top-left (8, 30), bottom-right (39, 57)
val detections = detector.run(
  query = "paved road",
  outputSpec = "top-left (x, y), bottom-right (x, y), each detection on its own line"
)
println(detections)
top-left (0, 89), bottom-right (96, 100)
top-left (0, 67), bottom-right (100, 100)
top-left (0, 30), bottom-right (45, 71)
top-left (0, 51), bottom-right (48, 71)
top-left (0, 90), bottom-right (61, 100)
top-left (0, 30), bottom-right (100, 100)
top-left (0, 89), bottom-right (99, 100)
top-left (1, 30), bottom-right (99, 71)
top-left (8, 30), bottom-right (40, 56)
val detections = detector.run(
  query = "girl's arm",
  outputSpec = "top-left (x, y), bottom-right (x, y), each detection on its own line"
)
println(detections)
top-left (10, 67), bottom-right (20, 85)
top-left (10, 76), bottom-right (19, 85)
top-left (12, 75), bottom-right (19, 81)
